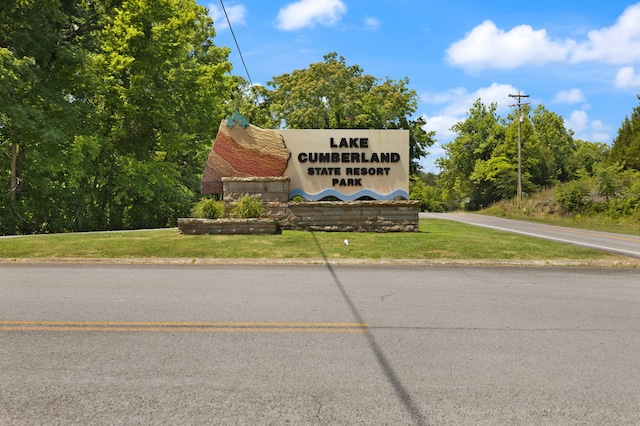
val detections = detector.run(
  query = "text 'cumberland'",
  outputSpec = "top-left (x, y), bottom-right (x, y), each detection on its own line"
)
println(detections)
top-left (298, 137), bottom-right (400, 164)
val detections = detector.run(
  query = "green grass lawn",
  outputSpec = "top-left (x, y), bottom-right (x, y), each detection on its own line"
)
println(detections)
top-left (0, 219), bottom-right (627, 263)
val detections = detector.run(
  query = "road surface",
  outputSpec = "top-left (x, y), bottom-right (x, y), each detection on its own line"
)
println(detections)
top-left (422, 212), bottom-right (640, 259)
top-left (2, 264), bottom-right (639, 425)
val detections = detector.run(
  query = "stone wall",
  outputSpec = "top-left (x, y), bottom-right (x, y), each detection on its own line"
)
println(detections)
top-left (215, 177), bottom-right (420, 233)
top-left (223, 177), bottom-right (290, 203)
top-left (178, 218), bottom-right (281, 235)
top-left (282, 200), bottom-right (420, 232)
top-left (223, 177), bottom-right (290, 220)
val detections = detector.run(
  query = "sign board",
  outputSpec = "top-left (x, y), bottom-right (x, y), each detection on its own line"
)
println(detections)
top-left (277, 129), bottom-right (409, 201)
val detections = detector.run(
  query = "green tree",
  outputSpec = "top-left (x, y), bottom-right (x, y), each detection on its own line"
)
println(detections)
top-left (609, 94), bottom-right (640, 171)
top-left (594, 162), bottom-right (624, 201)
top-left (570, 140), bottom-right (610, 176)
top-left (227, 77), bottom-right (279, 129)
top-left (0, 0), bottom-right (102, 234)
top-left (556, 179), bottom-right (590, 214)
top-left (498, 104), bottom-right (537, 194)
top-left (469, 156), bottom-right (518, 205)
top-left (437, 99), bottom-right (505, 208)
top-left (438, 99), bottom-right (582, 210)
top-left (409, 176), bottom-right (446, 212)
top-left (530, 105), bottom-right (575, 183)
top-left (406, 116), bottom-right (435, 175)
top-left (266, 53), bottom-right (435, 174)
top-left (79, 0), bottom-right (233, 230)
top-left (1, 0), bottom-right (234, 234)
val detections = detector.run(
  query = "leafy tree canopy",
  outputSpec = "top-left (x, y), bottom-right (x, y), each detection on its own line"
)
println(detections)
top-left (1, 0), bottom-right (233, 234)
top-left (609, 94), bottom-right (640, 171)
top-left (1, 0), bottom-right (100, 232)
top-left (437, 98), bottom-right (601, 209)
top-left (250, 53), bottom-right (435, 174)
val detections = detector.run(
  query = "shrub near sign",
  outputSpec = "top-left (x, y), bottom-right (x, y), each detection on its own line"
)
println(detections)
top-left (278, 129), bottom-right (409, 201)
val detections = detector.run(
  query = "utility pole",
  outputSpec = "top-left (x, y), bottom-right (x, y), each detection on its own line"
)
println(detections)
top-left (509, 91), bottom-right (530, 209)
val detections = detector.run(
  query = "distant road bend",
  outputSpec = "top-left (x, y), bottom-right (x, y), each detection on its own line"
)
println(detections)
top-left (422, 212), bottom-right (640, 259)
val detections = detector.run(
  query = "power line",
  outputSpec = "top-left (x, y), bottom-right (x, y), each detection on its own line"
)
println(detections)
top-left (219, 0), bottom-right (255, 91)
top-left (509, 91), bottom-right (530, 210)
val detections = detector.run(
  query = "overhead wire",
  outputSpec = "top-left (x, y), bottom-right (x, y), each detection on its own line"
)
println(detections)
top-left (219, 0), bottom-right (258, 103)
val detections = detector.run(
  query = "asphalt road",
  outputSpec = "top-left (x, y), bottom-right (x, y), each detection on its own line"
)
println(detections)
top-left (422, 212), bottom-right (640, 259)
top-left (2, 264), bottom-right (640, 425)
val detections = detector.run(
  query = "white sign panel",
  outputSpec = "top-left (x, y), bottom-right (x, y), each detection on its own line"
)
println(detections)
top-left (278, 129), bottom-right (409, 201)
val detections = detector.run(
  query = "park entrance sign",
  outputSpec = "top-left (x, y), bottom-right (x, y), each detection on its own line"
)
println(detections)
top-left (278, 129), bottom-right (409, 201)
top-left (201, 116), bottom-right (410, 202)
top-left (196, 116), bottom-right (419, 233)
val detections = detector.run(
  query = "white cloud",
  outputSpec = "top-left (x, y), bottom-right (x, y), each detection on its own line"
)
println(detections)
top-left (447, 3), bottom-right (640, 71)
top-left (553, 88), bottom-right (586, 104)
top-left (417, 84), bottom-right (613, 171)
top-left (571, 4), bottom-right (640, 64)
top-left (475, 83), bottom-right (520, 112)
top-left (567, 110), bottom-right (611, 142)
top-left (418, 140), bottom-right (445, 173)
top-left (569, 110), bottom-right (589, 132)
top-left (421, 114), bottom-right (460, 140)
top-left (277, 0), bottom-right (346, 31)
top-left (421, 87), bottom-right (467, 107)
top-left (615, 66), bottom-right (640, 88)
top-left (423, 89), bottom-right (612, 147)
top-left (364, 17), bottom-right (380, 31)
top-left (423, 83), bottom-right (517, 115)
top-left (209, 3), bottom-right (246, 31)
top-left (421, 83), bottom-right (518, 139)
top-left (446, 20), bottom-right (572, 70)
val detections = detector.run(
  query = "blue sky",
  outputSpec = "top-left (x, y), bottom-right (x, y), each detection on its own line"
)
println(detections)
top-left (204, 0), bottom-right (640, 172)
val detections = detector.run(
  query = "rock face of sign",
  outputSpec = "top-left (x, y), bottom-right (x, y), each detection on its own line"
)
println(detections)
top-left (201, 120), bottom-right (290, 194)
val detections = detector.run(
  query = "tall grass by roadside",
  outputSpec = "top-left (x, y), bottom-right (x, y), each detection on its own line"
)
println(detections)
top-left (0, 219), bottom-right (621, 262)
top-left (482, 188), bottom-right (640, 236)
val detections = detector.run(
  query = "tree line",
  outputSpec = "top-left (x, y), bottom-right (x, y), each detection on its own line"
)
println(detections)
top-left (2, 1), bottom-right (638, 235)
top-left (411, 96), bottom-right (640, 219)
top-left (1, 1), bottom-right (432, 235)
top-left (1, 0), bottom-right (233, 234)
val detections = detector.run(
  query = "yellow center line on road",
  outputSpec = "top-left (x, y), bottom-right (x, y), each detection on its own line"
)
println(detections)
top-left (0, 320), bottom-right (369, 333)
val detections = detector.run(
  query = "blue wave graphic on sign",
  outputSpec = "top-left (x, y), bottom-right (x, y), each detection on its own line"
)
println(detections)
top-left (290, 188), bottom-right (409, 201)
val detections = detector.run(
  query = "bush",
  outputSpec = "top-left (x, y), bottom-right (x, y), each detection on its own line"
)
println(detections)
top-left (556, 180), bottom-right (590, 213)
top-left (594, 163), bottom-right (623, 201)
top-left (606, 196), bottom-right (640, 218)
top-left (191, 198), bottom-right (227, 219)
top-left (231, 194), bottom-right (267, 218)
top-left (409, 178), bottom-right (447, 212)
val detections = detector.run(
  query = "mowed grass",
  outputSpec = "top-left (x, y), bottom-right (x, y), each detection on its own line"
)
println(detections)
top-left (0, 219), bottom-right (621, 262)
